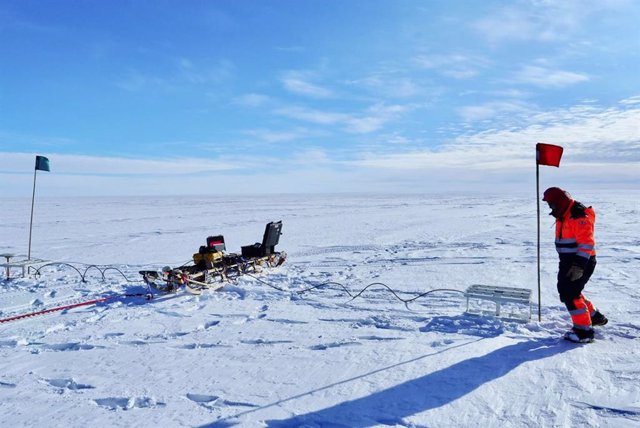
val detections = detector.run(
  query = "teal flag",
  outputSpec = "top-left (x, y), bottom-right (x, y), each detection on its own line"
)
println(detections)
top-left (35, 155), bottom-right (50, 172)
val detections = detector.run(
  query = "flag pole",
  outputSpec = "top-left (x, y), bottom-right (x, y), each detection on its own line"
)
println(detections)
top-left (535, 143), bottom-right (563, 323)
top-left (536, 162), bottom-right (541, 322)
top-left (28, 167), bottom-right (38, 260)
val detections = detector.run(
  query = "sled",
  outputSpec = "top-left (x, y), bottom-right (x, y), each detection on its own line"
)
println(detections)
top-left (1, 253), bottom-right (50, 280)
top-left (140, 221), bottom-right (286, 295)
top-left (464, 284), bottom-right (532, 321)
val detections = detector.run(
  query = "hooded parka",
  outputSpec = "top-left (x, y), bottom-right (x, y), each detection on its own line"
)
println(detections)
top-left (543, 188), bottom-right (598, 331)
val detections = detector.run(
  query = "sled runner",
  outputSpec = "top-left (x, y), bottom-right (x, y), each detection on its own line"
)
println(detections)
top-left (140, 221), bottom-right (286, 295)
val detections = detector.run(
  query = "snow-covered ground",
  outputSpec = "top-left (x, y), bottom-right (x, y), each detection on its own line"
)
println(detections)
top-left (1, 193), bottom-right (638, 427)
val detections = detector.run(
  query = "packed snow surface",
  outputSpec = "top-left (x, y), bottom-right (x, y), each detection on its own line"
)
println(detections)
top-left (1, 193), bottom-right (639, 427)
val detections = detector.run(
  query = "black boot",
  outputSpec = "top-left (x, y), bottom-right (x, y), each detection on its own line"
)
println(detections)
top-left (564, 327), bottom-right (595, 343)
top-left (591, 310), bottom-right (608, 326)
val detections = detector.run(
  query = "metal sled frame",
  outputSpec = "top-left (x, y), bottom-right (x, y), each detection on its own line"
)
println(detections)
top-left (140, 252), bottom-right (286, 295)
top-left (186, 251), bottom-right (286, 283)
top-left (139, 221), bottom-right (286, 296)
top-left (1, 253), bottom-right (49, 280)
top-left (464, 284), bottom-right (532, 321)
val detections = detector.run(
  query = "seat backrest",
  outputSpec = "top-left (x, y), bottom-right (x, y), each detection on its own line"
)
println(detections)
top-left (206, 235), bottom-right (226, 252)
top-left (261, 221), bottom-right (282, 255)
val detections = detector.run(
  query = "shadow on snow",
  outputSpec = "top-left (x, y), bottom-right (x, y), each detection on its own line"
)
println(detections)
top-left (203, 337), bottom-right (571, 427)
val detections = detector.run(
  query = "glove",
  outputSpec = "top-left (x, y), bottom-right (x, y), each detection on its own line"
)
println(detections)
top-left (566, 265), bottom-right (584, 281)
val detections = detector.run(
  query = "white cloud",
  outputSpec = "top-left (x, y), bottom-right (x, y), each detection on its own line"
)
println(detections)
top-left (352, 75), bottom-right (423, 98)
top-left (0, 152), bottom-right (239, 176)
top-left (0, 130), bottom-right (75, 148)
top-left (458, 100), bottom-right (535, 122)
top-left (3, 100), bottom-right (637, 197)
top-left (413, 54), bottom-right (488, 79)
top-left (288, 148), bottom-right (332, 166)
top-left (620, 96), bottom-right (640, 105)
top-left (115, 58), bottom-right (235, 92)
top-left (387, 134), bottom-right (411, 145)
top-left (281, 71), bottom-right (334, 98)
top-left (244, 127), bottom-right (317, 144)
top-left (472, 3), bottom-right (577, 44)
top-left (352, 100), bottom-right (640, 171)
top-left (474, 7), bottom-right (547, 44)
top-left (274, 106), bottom-right (347, 125)
top-left (472, 0), bottom-right (631, 45)
top-left (275, 103), bottom-right (409, 134)
top-left (513, 65), bottom-right (589, 88)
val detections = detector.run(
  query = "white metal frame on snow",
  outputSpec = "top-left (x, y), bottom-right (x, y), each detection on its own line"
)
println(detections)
top-left (464, 284), bottom-right (532, 321)
top-left (1, 254), bottom-right (49, 280)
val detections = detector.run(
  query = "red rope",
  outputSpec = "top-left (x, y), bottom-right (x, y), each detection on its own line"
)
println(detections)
top-left (0, 295), bottom-right (122, 324)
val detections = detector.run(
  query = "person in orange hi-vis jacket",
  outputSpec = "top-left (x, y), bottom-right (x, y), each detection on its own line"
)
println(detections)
top-left (542, 187), bottom-right (608, 343)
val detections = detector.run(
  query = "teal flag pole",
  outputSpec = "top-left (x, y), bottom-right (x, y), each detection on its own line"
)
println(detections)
top-left (28, 156), bottom-right (50, 260)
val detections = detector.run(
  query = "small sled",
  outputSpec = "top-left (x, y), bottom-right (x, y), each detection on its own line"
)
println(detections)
top-left (140, 221), bottom-right (286, 295)
top-left (464, 284), bottom-right (532, 322)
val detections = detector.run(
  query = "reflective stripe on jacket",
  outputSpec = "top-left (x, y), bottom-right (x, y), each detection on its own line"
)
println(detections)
top-left (555, 201), bottom-right (596, 264)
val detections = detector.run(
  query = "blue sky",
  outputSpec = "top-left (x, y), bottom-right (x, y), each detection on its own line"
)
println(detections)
top-left (1, 0), bottom-right (639, 196)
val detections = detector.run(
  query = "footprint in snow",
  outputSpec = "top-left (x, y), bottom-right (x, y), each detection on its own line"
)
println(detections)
top-left (177, 343), bottom-right (226, 350)
top-left (94, 396), bottom-right (165, 410)
top-left (605, 329), bottom-right (639, 340)
top-left (233, 315), bottom-right (264, 325)
top-left (240, 339), bottom-right (294, 345)
top-left (41, 342), bottom-right (98, 352)
top-left (309, 341), bottom-right (361, 351)
top-left (430, 339), bottom-right (456, 347)
top-left (203, 320), bottom-right (220, 329)
top-left (420, 314), bottom-right (504, 338)
top-left (573, 401), bottom-right (640, 417)
top-left (186, 393), bottom-right (258, 410)
top-left (187, 393), bottom-right (220, 405)
top-left (221, 285), bottom-right (246, 298)
top-left (250, 305), bottom-right (269, 319)
top-left (265, 318), bottom-right (308, 325)
top-left (357, 335), bottom-right (404, 342)
top-left (0, 381), bottom-right (17, 388)
top-left (103, 332), bottom-right (125, 339)
top-left (157, 310), bottom-right (187, 318)
top-left (123, 340), bottom-right (152, 346)
top-left (0, 340), bottom-right (19, 348)
top-left (45, 378), bottom-right (94, 391)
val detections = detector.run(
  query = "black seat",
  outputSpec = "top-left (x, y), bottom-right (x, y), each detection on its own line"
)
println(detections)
top-left (261, 221), bottom-right (282, 256)
top-left (241, 221), bottom-right (282, 258)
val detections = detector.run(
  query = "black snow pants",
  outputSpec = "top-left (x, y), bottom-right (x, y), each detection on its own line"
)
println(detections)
top-left (557, 256), bottom-right (596, 311)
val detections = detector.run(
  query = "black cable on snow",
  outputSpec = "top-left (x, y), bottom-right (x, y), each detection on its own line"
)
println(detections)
top-left (243, 272), bottom-right (464, 305)
top-left (31, 262), bottom-right (138, 283)
top-left (98, 266), bottom-right (133, 282)
top-left (26, 260), bottom-right (465, 308)
top-left (32, 262), bottom-right (86, 281)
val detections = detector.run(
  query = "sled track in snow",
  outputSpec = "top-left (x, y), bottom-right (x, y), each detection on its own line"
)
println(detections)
top-left (292, 245), bottom-right (383, 258)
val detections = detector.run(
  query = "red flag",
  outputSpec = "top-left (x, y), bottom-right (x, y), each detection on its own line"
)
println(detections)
top-left (536, 143), bottom-right (563, 167)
